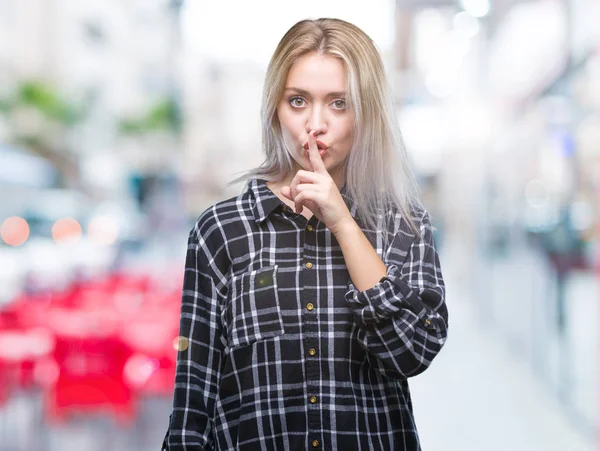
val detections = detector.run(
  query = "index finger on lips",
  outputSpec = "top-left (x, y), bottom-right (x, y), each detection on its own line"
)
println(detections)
top-left (307, 131), bottom-right (327, 175)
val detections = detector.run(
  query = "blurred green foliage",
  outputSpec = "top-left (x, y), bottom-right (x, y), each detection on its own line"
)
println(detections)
top-left (119, 97), bottom-right (182, 135)
top-left (0, 80), bottom-right (85, 125)
top-left (0, 80), bottom-right (85, 185)
top-left (18, 81), bottom-right (83, 124)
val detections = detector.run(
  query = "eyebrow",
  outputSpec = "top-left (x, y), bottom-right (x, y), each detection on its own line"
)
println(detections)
top-left (284, 87), bottom-right (346, 97)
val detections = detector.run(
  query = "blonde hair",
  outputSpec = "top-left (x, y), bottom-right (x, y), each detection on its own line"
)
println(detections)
top-left (230, 18), bottom-right (422, 240)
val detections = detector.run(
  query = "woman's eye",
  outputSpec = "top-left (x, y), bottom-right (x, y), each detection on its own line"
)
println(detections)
top-left (333, 99), bottom-right (346, 109)
top-left (289, 97), bottom-right (305, 107)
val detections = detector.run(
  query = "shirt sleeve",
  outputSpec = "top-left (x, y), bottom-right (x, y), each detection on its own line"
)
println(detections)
top-left (344, 210), bottom-right (448, 379)
top-left (164, 220), bottom-right (229, 450)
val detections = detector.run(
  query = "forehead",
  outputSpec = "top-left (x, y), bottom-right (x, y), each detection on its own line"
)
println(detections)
top-left (285, 53), bottom-right (346, 93)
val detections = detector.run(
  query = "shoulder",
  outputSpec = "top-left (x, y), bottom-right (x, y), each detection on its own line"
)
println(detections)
top-left (189, 186), bottom-right (255, 247)
top-left (387, 201), bottom-right (430, 236)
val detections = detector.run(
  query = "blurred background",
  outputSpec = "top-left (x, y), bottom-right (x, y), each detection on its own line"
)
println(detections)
top-left (0, 0), bottom-right (598, 450)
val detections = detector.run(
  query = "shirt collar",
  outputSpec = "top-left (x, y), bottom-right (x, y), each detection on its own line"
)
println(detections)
top-left (249, 178), bottom-right (284, 223)
top-left (249, 177), bottom-right (358, 224)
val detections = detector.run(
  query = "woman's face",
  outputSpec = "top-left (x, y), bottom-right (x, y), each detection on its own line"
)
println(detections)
top-left (277, 52), bottom-right (355, 186)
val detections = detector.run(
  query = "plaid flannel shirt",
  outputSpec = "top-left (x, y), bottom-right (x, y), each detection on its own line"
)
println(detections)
top-left (163, 178), bottom-right (448, 451)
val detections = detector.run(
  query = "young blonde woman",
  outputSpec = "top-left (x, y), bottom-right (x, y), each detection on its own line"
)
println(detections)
top-left (163, 18), bottom-right (448, 451)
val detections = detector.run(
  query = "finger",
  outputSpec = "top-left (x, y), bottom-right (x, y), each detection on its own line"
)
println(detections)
top-left (295, 183), bottom-right (320, 193)
top-left (290, 170), bottom-right (319, 200)
top-left (280, 185), bottom-right (293, 201)
top-left (289, 174), bottom-right (301, 200)
top-left (294, 191), bottom-right (319, 214)
top-left (307, 130), bottom-right (328, 175)
top-left (295, 184), bottom-right (318, 211)
top-left (295, 170), bottom-right (320, 184)
top-left (294, 192), bottom-right (306, 214)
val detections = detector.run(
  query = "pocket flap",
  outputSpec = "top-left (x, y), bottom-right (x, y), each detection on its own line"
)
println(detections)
top-left (226, 265), bottom-right (284, 349)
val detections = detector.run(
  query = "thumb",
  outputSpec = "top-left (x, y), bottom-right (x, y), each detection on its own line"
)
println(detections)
top-left (280, 185), bottom-right (293, 201)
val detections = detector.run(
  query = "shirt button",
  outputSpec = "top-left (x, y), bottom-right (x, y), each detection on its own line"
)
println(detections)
top-left (305, 262), bottom-right (313, 269)
top-left (306, 303), bottom-right (314, 311)
top-left (425, 319), bottom-right (432, 327)
top-left (312, 439), bottom-right (320, 448)
top-left (310, 395), bottom-right (318, 404)
top-left (308, 348), bottom-right (317, 356)
top-left (307, 225), bottom-right (313, 232)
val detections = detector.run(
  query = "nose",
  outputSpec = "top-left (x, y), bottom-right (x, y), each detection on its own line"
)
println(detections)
top-left (305, 105), bottom-right (327, 135)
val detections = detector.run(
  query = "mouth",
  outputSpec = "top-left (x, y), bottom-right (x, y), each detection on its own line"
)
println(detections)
top-left (303, 140), bottom-right (328, 150)
top-left (303, 140), bottom-right (328, 157)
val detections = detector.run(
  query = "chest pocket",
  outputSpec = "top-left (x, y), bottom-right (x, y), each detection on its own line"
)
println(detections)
top-left (225, 265), bottom-right (285, 349)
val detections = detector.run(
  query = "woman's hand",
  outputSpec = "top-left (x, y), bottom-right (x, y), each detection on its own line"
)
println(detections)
top-left (280, 130), bottom-right (355, 236)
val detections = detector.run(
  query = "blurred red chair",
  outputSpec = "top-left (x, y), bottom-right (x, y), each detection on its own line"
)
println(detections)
top-left (44, 307), bottom-right (135, 425)
top-left (0, 299), bottom-right (55, 393)
top-left (1, 269), bottom-right (181, 422)
top-left (120, 306), bottom-right (179, 396)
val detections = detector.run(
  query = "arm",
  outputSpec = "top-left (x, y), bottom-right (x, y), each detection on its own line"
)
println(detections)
top-left (279, 131), bottom-right (447, 378)
top-left (332, 216), bottom-right (387, 292)
top-left (339, 210), bottom-right (448, 379)
top-left (165, 224), bottom-right (228, 450)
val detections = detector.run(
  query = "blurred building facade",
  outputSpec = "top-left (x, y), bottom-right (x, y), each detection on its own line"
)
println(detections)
top-left (180, 58), bottom-right (265, 213)
top-left (393, 0), bottom-right (600, 438)
top-left (0, 0), bottom-right (184, 199)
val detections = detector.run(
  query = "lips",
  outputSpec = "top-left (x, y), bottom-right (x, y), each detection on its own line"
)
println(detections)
top-left (303, 140), bottom-right (328, 151)
top-left (304, 140), bottom-right (329, 158)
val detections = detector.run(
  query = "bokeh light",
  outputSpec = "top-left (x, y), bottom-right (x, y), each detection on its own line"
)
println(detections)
top-left (1, 216), bottom-right (30, 246)
top-left (124, 354), bottom-right (160, 387)
top-left (87, 215), bottom-right (119, 246)
top-left (52, 218), bottom-right (82, 243)
top-left (173, 336), bottom-right (188, 352)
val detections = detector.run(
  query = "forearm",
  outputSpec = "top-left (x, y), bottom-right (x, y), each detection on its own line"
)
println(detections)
top-left (340, 210), bottom-right (449, 379)
top-left (332, 218), bottom-right (387, 291)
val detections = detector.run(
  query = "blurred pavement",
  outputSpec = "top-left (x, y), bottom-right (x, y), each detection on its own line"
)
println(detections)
top-left (411, 246), bottom-right (595, 451)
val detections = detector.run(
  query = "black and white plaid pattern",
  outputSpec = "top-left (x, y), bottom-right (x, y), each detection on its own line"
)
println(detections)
top-left (163, 178), bottom-right (448, 451)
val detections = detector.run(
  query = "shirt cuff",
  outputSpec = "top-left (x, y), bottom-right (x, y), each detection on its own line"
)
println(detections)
top-left (345, 264), bottom-right (427, 325)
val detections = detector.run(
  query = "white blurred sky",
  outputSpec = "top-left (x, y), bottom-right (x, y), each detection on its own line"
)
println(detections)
top-left (181, 0), bottom-right (396, 66)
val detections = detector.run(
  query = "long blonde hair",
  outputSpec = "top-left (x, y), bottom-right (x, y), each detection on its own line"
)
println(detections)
top-left (230, 18), bottom-right (421, 240)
